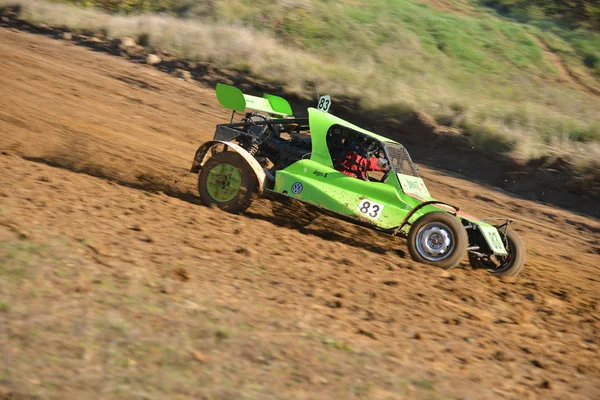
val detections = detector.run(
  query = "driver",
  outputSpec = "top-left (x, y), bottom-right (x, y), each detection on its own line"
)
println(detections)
top-left (334, 136), bottom-right (389, 180)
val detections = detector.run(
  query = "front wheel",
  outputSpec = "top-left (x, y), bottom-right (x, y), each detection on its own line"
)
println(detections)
top-left (198, 150), bottom-right (256, 214)
top-left (407, 212), bottom-right (468, 270)
top-left (468, 228), bottom-right (525, 277)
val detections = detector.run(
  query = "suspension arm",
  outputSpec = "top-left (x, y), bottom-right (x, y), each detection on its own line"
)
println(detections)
top-left (393, 201), bottom-right (460, 236)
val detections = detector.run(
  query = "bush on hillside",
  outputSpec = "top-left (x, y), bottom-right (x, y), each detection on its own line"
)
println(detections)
top-left (482, 0), bottom-right (600, 31)
top-left (63, 0), bottom-right (175, 14)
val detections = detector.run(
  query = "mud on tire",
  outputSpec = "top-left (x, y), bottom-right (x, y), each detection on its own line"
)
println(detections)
top-left (198, 150), bottom-right (256, 214)
top-left (407, 212), bottom-right (468, 270)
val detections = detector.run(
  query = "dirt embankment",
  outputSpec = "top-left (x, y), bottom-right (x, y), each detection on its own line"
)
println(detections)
top-left (1, 4), bottom-right (599, 219)
top-left (0, 23), bottom-right (599, 400)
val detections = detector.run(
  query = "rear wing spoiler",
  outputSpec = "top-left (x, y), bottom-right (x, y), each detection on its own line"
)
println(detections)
top-left (215, 83), bottom-right (293, 117)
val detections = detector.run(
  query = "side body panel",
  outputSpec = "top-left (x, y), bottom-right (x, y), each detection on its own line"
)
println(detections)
top-left (274, 160), bottom-right (414, 229)
top-left (274, 159), bottom-right (507, 255)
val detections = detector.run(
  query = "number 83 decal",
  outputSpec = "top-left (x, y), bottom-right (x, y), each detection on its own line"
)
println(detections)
top-left (357, 199), bottom-right (384, 219)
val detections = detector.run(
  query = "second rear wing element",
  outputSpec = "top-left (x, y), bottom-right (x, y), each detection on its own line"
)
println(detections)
top-left (215, 83), bottom-right (293, 117)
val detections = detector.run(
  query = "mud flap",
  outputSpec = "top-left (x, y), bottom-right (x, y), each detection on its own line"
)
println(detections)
top-left (477, 223), bottom-right (508, 256)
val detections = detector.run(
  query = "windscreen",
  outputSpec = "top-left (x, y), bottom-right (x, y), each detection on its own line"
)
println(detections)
top-left (384, 143), bottom-right (419, 177)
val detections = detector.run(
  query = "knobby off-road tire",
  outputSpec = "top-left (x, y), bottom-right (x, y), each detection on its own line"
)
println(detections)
top-left (198, 151), bottom-right (256, 214)
top-left (407, 212), bottom-right (468, 270)
top-left (468, 228), bottom-right (525, 277)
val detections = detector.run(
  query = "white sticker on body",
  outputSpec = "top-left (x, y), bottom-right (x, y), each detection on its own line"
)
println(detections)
top-left (317, 95), bottom-right (331, 112)
top-left (357, 199), bottom-right (384, 219)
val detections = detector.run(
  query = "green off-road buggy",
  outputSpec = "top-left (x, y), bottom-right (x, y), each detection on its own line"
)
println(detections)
top-left (190, 84), bottom-right (525, 276)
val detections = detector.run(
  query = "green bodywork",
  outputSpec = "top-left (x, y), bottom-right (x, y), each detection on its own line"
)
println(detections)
top-left (211, 84), bottom-right (506, 256)
top-left (272, 108), bottom-right (508, 256)
top-left (215, 83), bottom-right (293, 117)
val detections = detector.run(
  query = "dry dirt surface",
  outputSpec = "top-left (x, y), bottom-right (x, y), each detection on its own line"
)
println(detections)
top-left (0, 27), bottom-right (599, 400)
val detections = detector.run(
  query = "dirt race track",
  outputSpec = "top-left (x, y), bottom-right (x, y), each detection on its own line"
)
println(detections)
top-left (0, 28), bottom-right (599, 400)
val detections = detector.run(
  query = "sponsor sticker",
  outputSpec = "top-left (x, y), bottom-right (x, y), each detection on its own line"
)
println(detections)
top-left (313, 169), bottom-right (328, 178)
top-left (291, 182), bottom-right (303, 194)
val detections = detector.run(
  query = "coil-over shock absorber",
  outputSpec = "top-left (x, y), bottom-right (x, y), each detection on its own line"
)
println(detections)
top-left (247, 143), bottom-right (260, 156)
top-left (248, 143), bottom-right (270, 167)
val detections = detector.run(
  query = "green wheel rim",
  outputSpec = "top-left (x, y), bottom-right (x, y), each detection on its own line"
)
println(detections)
top-left (206, 164), bottom-right (242, 202)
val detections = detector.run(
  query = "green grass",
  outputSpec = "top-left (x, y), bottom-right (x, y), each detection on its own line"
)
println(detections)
top-left (321, 336), bottom-right (355, 352)
top-left (216, 0), bottom-right (600, 168)
top-left (411, 378), bottom-right (435, 390)
top-left (0, 240), bottom-right (47, 280)
top-left (4, 0), bottom-right (600, 168)
top-left (0, 299), bottom-right (9, 312)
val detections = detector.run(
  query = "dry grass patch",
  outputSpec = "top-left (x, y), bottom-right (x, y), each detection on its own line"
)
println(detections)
top-left (2, 0), bottom-right (599, 171)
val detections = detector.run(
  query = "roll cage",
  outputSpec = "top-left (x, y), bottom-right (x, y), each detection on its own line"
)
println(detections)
top-left (207, 112), bottom-right (420, 184)
top-left (324, 124), bottom-right (420, 182)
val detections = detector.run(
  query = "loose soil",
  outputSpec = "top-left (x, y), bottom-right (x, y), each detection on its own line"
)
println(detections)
top-left (0, 27), bottom-right (599, 400)
top-left (1, 6), bottom-right (598, 218)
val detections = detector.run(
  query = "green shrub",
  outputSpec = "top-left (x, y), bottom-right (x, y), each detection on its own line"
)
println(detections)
top-left (460, 120), bottom-right (517, 154)
top-left (481, 0), bottom-right (600, 31)
top-left (64, 0), bottom-right (176, 14)
top-left (568, 123), bottom-right (600, 143)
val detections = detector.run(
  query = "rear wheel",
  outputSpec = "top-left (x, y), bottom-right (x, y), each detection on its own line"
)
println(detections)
top-left (198, 150), bottom-right (256, 214)
top-left (407, 212), bottom-right (468, 270)
top-left (468, 228), bottom-right (525, 277)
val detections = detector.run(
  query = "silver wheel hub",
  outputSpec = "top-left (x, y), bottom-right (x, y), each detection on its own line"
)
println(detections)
top-left (415, 223), bottom-right (454, 262)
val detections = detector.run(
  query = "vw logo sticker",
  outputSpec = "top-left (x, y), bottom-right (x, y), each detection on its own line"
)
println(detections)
top-left (291, 182), bottom-right (303, 194)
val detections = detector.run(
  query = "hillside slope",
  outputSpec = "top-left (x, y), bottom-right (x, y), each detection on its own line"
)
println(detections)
top-left (1, 27), bottom-right (599, 400)
top-left (7, 0), bottom-right (600, 168)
